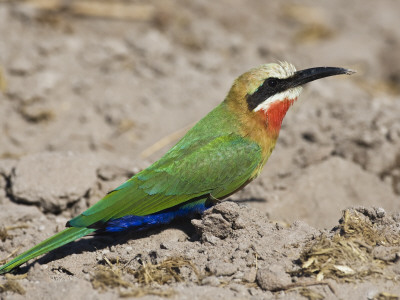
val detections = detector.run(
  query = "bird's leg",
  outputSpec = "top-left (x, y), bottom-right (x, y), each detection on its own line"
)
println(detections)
top-left (208, 193), bottom-right (223, 205)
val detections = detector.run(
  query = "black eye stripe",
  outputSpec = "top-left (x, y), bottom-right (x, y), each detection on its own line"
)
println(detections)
top-left (246, 77), bottom-right (289, 110)
top-left (245, 66), bottom-right (352, 111)
top-left (267, 78), bottom-right (278, 87)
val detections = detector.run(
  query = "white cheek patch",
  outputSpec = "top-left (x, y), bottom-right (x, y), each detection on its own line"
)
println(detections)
top-left (254, 87), bottom-right (302, 112)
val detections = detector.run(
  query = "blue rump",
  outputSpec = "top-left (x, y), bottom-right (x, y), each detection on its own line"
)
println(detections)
top-left (104, 199), bottom-right (212, 232)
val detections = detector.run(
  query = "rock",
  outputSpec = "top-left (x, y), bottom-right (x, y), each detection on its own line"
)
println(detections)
top-left (96, 165), bottom-right (134, 181)
top-left (103, 39), bottom-right (130, 59)
top-left (201, 276), bottom-right (220, 287)
top-left (363, 142), bottom-right (400, 174)
top-left (192, 202), bottom-right (242, 240)
top-left (212, 201), bottom-right (240, 223)
top-left (193, 213), bottom-right (231, 239)
top-left (242, 268), bottom-right (257, 283)
top-left (202, 233), bottom-right (221, 245)
top-left (11, 152), bottom-right (99, 213)
top-left (372, 246), bottom-right (399, 262)
top-left (0, 200), bottom-right (42, 224)
top-left (0, 159), bottom-right (17, 176)
top-left (393, 212), bottom-right (400, 223)
top-left (35, 71), bottom-right (60, 94)
top-left (206, 261), bottom-right (238, 276)
top-left (126, 29), bottom-right (173, 58)
top-left (9, 54), bottom-right (39, 76)
top-left (0, 173), bottom-right (6, 190)
top-left (229, 283), bottom-right (247, 295)
top-left (294, 144), bottom-right (334, 168)
top-left (376, 207), bottom-right (386, 218)
top-left (256, 263), bottom-right (291, 291)
top-left (7, 70), bottom-right (60, 103)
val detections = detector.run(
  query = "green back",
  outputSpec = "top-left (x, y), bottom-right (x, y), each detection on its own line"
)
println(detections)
top-left (69, 102), bottom-right (263, 227)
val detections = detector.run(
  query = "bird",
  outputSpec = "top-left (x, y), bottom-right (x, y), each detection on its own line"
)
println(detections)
top-left (0, 62), bottom-right (354, 274)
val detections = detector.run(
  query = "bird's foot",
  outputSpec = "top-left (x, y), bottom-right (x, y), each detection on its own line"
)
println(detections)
top-left (208, 193), bottom-right (223, 205)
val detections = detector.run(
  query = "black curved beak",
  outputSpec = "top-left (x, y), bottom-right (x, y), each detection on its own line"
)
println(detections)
top-left (289, 67), bottom-right (355, 88)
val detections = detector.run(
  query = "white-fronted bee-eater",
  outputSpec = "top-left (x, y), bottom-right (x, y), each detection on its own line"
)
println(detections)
top-left (0, 62), bottom-right (354, 273)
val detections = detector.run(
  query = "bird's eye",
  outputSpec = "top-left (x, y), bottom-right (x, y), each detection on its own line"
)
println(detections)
top-left (267, 78), bottom-right (278, 88)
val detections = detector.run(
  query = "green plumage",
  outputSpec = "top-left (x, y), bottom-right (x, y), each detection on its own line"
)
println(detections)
top-left (69, 102), bottom-right (262, 226)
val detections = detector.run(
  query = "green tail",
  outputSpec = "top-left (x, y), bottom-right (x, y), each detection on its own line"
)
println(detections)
top-left (0, 227), bottom-right (95, 274)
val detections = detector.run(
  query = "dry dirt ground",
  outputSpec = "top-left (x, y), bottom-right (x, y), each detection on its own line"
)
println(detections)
top-left (1, 1), bottom-right (400, 299)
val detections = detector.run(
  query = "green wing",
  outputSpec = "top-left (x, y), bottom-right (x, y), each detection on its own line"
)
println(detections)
top-left (68, 134), bottom-right (262, 228)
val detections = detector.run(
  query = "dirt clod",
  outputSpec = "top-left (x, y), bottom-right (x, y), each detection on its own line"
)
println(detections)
top-left (256, 264), bottom-right (292, 291)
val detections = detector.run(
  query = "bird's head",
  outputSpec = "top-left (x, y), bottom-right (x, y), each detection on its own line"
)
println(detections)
top-left (226, 62), bottom-right (354, 136)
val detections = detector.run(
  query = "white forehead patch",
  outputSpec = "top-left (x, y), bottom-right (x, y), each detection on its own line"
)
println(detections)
top-left (254, 86), bottom-right (302, 112)
top-left (272, 61), bottom-right (297, 79)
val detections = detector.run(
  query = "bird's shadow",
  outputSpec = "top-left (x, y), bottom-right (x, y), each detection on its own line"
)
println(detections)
top-left (234, 197), bottom-right (266, 204)
top-left (14, 218), bottom-right (198, 274)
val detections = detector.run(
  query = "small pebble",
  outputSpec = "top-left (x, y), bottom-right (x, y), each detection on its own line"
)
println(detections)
top-left (201, 276), bottom-right (220, 287)
top-left (376, 207), bottom-right (386, 218)
top-left (243, 268), bottom-right (257, 283)
top-left (229, 283), bottom-right (247, 295)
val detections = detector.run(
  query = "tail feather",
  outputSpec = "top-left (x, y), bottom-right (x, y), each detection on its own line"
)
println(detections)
top-left (0, 227), bottom-right (95, 274)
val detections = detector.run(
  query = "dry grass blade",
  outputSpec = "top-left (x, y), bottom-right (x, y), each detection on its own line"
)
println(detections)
top-left (0, 279), bottom-right (26, 295)
top-left (5, 274), bottom-right (28, 280)
top-left (299, 287), bottom-right (324, 300)
top-left (91, 256), bottom-right (200, 297)
top-left (91, 266), bottom-right (131, 291)
top-left (91, 263), bottom-right (132, 291)
top-left (70, 1), bottom-right (155, 21)
top-left (0, 227), bottom-right (8, 242)
top-left (0, 66), bottom-right (7, 93)
top-left (0, 247), bottom-right (22, 265)
top-left (297, 208), bottom-right (399, 282)
top-left (5, 0), bottom-right (155, 21)
top-left (294, 24), bottom-right (334, 43)
top-left (0, 224), bottom-right (30, 242)
top-left (282, 3), bottom-right (326, 24)
top-left (119, 288), bottom-right (175, 298)
top-left (18, 106), bottom-right (55, 123)
top-left (132, 257), bottom-right (201, 285)
top-left (373, 292), bottom-right (400, 300)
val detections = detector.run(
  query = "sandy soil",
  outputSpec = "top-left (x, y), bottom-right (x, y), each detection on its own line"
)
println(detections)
top-left (1, 1), bottom-right (400, 299)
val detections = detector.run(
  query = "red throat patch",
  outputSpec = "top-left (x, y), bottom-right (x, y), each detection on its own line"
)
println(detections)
top-left (258, 98), bottom-right (296, 133)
